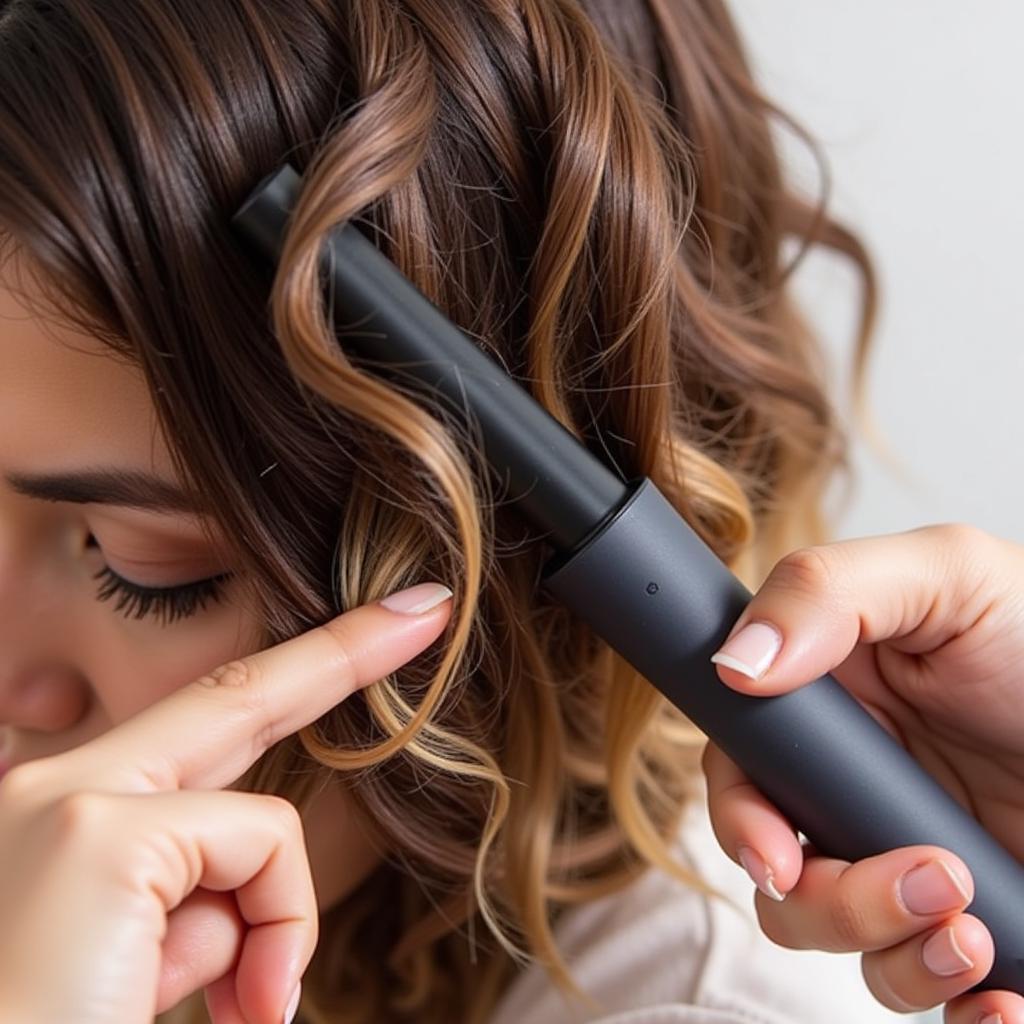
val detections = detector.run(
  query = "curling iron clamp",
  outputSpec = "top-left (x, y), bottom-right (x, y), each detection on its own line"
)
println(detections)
top-left (231, 163), bottom-right (1024, 996)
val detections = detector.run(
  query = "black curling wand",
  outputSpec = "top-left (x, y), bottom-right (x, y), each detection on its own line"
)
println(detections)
top-left (232, 163), bottom-right (1024, 996)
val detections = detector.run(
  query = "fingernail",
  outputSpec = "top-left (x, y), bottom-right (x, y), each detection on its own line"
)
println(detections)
top-left (711, 622), bottom-right (783, 680)
top-left (379, 581), bottom-right (453, 615)
top-left (899, 859), bottom-right (970, 916)
top-left (922, 926), bottom-right (974, 976)
top-left (284, 980), bottom-right (301, 1024)
top-left (737, 844), bottom-right (786, 901)
top-left (978, 1014), bottom-right (1003, 1024)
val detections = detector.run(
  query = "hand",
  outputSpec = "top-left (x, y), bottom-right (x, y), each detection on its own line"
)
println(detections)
top-left (0, 580), bottom-right (453, 1024)
top-left (702, 523), bottom-right (1024, 1024)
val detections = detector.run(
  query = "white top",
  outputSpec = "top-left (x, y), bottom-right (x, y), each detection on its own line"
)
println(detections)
top-left (488, 776), bottom-right (908, 1024)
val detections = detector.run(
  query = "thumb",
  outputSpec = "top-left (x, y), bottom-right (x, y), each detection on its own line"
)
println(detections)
top-left (154, 887), bottom-right (244, 1015)
top-left (708, 524), bottom-right (990, 696)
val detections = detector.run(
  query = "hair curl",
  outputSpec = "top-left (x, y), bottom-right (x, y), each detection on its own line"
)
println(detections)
top-left (0, 1), bottom-right (877, 1021)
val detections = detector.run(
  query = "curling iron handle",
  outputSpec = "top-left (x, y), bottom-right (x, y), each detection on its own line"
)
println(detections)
top-left (541, 476), bottom-right (1024, 995)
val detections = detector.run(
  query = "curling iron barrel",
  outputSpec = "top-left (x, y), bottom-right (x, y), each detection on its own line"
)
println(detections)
top-left (232, 163), bottom-right (1024, 995)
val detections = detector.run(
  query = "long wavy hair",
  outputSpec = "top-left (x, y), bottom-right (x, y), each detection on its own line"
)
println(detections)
top-left (0, 1), bottom-right (877, 1021)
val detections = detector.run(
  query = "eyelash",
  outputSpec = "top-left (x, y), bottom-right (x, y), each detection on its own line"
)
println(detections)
top-left (91, 564), bottom-right (234, 626)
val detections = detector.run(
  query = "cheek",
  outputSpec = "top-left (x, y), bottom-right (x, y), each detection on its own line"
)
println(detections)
top-left (87, 590), bottom-right (264, 724)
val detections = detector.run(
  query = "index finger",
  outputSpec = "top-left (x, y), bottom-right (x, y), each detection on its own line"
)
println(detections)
top-left (709, 524), bottom-right (999, 696)
top-left (56, 582), bottom-right (453, 793)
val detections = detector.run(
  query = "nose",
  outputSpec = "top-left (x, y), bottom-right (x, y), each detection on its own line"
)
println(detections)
top-left (0, 513), bottom-right (92, 736)
top-left (0, 665), bottom-right (91, 733)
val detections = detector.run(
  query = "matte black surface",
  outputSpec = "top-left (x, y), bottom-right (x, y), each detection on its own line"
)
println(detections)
top-left (232, 163), bottom-right (1024, 995)
top-left (232, 164), bottom-right (629, 552)
top-left (544, 478), bottom-right (1024, 994)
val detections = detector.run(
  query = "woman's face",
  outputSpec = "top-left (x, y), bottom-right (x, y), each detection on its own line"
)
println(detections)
top-left (0, 260), bottom-right (383, 913)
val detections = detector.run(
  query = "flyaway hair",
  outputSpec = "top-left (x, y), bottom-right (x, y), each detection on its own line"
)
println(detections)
top-left (0, 1), bottom-right (877, 1021)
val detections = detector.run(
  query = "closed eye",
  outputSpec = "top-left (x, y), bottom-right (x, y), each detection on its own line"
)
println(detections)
top-left (91, 563), bottom-right (233, 625)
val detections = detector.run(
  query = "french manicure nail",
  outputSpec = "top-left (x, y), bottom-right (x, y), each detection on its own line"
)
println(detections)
top-left (922, 926), bottom-right (974, 976)
top-left (711, 622), bottom-right (783, 680)
top-left (737, 844), bottom-right (786, 901)
top-left (284, 980), bottom-right (301, 1024)
top-left (899, 859), bottom-right (970, 916)
top-left (379, 581), bottom-right (453, 615)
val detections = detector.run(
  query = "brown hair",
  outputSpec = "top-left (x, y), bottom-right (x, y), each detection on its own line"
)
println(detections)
top-left (0, 1), bottom-right (877, 1021)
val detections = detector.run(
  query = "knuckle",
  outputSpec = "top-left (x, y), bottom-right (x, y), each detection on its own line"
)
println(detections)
top-left (0, 760), bottom-right (52, 804)
top-left (826, 888), bottom-right (873, 950)
top-left (924, 522), bottom-right (1001, 610)
top-left (195, 658), bottom-right (273, 748)
top-left (260, 793), bottom-right (304, 837)
top-left (861, 956), bottom-right (928, 1013)
top-left (316, 619), bottom-right (359, 692)
top-left (924, 522), bottom-right (1001, 577)
top-left (926, 521), bottom-right (991, 552)
top-left (50, 790), bottom-right (110, 841)
top-left (772, 546), bottom-right (838, 596)
top-left (753, 902), bottom-right (800, 949)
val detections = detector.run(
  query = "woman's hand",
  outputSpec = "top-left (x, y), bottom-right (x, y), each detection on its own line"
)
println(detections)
top-left (0, 580), bottom-right (453, 1024)
top-left (702, 523), bottom-right (1024, 1024)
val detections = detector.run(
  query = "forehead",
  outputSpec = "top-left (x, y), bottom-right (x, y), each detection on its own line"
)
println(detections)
top-left (0, 265), bottom-right (173, 478)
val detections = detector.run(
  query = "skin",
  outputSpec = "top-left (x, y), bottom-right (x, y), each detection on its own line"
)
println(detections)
top-left (704, 525), bottom-right (1024, 1024)
top-left (0, 265), bottom-right (387, 1009)
top-left (9, 254), bottom-right (1024, 1023)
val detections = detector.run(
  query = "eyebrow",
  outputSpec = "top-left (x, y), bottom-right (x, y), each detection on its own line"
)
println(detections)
top-left (4, 469), bottom-right (207, 514)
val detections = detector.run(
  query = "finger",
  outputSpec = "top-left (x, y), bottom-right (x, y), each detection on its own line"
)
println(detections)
top-left (117, 789), bottom-right (319, 1024)
top-left (64, 581), bottom-right (453, 793)
top-left (860, 914), bottom-right (993, 1013)
top-left (752, 845), bottom-right (973, 955)
top-left (944, 985), bottom-right (1024, 1024)
top-left (707, 523), bottom-right (996, 695)
top-left (701, 741), bottom-right (803, 898)
top-left (205, 970), bottom-right (247, 1024)
top-left (155, 888), bottom-right (244, 1016)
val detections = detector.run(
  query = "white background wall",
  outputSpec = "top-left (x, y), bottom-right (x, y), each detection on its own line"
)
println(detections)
top-left (727, 4), bottom-right (1024, 1022)
top-left (729, 1), bottom-right (1024, 550)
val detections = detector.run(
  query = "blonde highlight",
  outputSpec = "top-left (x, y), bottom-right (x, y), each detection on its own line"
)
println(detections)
top-left (0, 1), bottom-right (878, 1021)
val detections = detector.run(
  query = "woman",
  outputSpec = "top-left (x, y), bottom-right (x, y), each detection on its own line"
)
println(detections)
top-left (0, 1), bottom-right (887, 1022)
